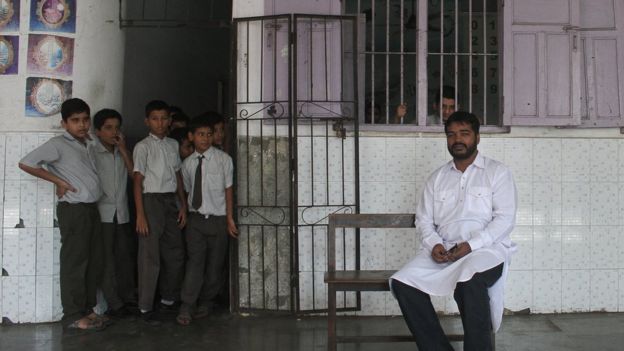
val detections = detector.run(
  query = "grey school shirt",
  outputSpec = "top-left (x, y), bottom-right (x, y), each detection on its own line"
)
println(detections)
top-left (20, 131), bottom-right (102, 203)
top-left (90, 139), bottom-right (130, 224)
top-left (181, 148), bottom-right (233, 217)
top-left (133, 133), bottom-right (181, 194)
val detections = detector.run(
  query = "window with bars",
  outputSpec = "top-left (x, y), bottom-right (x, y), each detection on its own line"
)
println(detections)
top-left (345, 0), bottom-right (500, 128)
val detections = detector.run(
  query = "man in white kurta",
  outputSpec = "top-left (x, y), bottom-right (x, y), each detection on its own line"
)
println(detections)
top-left (391, 111), bottom-right (517, 351)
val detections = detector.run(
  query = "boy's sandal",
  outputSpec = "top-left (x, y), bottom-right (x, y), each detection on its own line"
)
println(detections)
top-left (193, 305), bottom-right (211, 319)
top-left (64, 319), bottom-right (105, 334)
top-left (87, 312), bottom-right (113, 327)
top-left (176, 312), bottom-right (192, 326)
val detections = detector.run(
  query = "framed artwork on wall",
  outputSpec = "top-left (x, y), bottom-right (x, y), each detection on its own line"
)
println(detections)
top-left (25, 77), bottom-right (73, 117)
top-left (30, 0), bottom-right (76, 33)
top-left (0, 0), bottom-right (20, 32)
top-left (0, 35), bottom-right (18, 74)
top-left (27, 34), bottom-right (74, 76)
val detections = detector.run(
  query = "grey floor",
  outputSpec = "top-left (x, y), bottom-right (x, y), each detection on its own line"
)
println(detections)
top-left (1, 311), bottom-right (623, 351)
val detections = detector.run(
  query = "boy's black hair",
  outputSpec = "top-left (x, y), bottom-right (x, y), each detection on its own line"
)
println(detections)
top-left (171, 112), bottom-right (191, 125)
top-left (169, 105), bottom-right (184, 117)
top-left (61, 98), bottom-right (90, 121)
top-left (188, 115), bottom-right (214, 133)
top-left (93, 109), bottom-right (122, 130)
top-left (145, 100), bottom-right (169, 117)
top-left (434, 85), bottom-right (456, 104)
top-left (195, 111), bottom-right (225, 128)
top-left (444, 111), bottom-right (480, 134)
top-left (169, 127), bottom-right (190, 144)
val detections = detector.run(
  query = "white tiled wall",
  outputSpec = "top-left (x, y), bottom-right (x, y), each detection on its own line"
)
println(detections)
top-left (297, 135), bottom-right (624, 316)
top-left (1, 133), bottom-right (59, 324)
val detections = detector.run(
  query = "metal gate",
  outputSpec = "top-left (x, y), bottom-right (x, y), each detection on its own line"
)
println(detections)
top-left (231, 14), bottom-right (360, 313)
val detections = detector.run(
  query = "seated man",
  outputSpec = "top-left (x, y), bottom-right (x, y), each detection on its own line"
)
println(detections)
top-left (390, 111), bottom-right (517, 351)
top-left (427, 85), bottom-right (457, 125)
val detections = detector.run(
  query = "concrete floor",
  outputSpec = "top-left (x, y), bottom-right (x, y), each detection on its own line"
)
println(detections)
top-left (1, 311), bottom-right (623, 351)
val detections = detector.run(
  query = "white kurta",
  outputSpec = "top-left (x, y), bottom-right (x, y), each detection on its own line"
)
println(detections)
top-left (391, 152), bottom-right (517, 332)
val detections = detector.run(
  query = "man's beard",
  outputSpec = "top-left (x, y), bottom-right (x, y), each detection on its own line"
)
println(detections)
top-left (448, 142), bottom-right (477, 160)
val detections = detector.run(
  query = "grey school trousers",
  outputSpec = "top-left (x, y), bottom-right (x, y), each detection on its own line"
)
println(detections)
top-left (179, 213), bottom-right (228, 313)
top-left (57, 202), bottom-right (103, 323)
top-left (138, 193), bottom-right (185, 311)
top-left (100, 218), bottom-right (136, 310)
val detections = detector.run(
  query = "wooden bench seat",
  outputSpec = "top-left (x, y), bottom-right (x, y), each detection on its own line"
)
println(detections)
top-left (325, 213), bottom-right (471, 351)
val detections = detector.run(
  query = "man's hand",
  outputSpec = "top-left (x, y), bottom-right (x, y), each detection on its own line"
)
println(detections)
top-left (431, 244), bottom-right (449, 263)
top-left (56, 180), bottom-right (76, 198)
top-left (136, 214), bottom-right (149, 236)
top-left (394, 103), bottom-right (408, 124)
top-left (227, 217), bottom-right (238, 239)
top-left (448, 242), bottom-right (472, 261)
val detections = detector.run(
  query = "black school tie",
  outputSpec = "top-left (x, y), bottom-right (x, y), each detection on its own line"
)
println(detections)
top-left (192, 155), bottom-right (204, 210)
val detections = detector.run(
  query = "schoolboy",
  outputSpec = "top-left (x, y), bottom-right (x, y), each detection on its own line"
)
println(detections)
top-left (19, 98), bottom-right (103, 331)
top-left (91, 109), bottom-right (136, 316)
top-left (176, 116), bottom-right (238, 326)
top-left (169, 127), bottom-right (194, 160)
top-left (133, 100), bottom-right (188, 324)
top-left (198, 111), bottom-right (227, 151)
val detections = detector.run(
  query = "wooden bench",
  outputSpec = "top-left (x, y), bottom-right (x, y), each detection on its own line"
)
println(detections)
top-left (324, 213), bottom-right (468, 351)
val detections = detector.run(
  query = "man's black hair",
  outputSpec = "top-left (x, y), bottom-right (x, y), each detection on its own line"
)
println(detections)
top-left (188, 115), bottom-right (214, 133)
top-left (93, 109), bottom-right (122, 130)
top-left (444, 111), bottom-right (480, 134)
top-left (145, 100), bottom-right (169, 117)
top-left (169, 127), bottom-right (190, 144)
top-left (434, 85), bottom-right (456, 104)
top-left (61, 98), bottom-right (90, 121)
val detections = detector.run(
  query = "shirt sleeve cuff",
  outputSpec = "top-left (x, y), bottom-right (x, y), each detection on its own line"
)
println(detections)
top-left (467, 235), bottom-right (484, 251)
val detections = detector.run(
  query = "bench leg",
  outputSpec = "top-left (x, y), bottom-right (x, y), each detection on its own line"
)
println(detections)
top-left (327, 284), bottom-right (337, 351)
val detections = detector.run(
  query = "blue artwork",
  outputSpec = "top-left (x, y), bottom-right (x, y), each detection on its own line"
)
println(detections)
top-left (0, 0), bottom-right (20, 32)
top-left (30, 0), bottom-right (76, 33)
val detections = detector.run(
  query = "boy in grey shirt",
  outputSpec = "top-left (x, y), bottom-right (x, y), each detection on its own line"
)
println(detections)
top-left (19, 98), bottom-right (104, 332)
top-left (91, 109), bottom-right (135, 316)
top-left (133, 100), bottom-right (188, 324)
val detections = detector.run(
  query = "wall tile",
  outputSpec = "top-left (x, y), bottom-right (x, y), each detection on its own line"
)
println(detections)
top-left (416, 138), bottom-right (448, 183)
top-left (2, 276), bottom-right (19, 323)
top-left (385, 182), bottom-right (416, 214)
top-left (327, 137), bottom-right (355, 182)
top-left (590, 182), bottom-right (620, 225)
top-left (360, 229), bottom-right (385, 270)
top-left (18, 228), bottom-right (37, 276)
top-left (385, 137), bottom-right (416, 182)
top-left (20, 180), bottom-right (38, 228)
top-left (515, 182), bottom-right (533, 226)
top-left (589, 225), bottom-right (620, 269)
top-left (0, 134), bottom-right (6, 179)
top-left (18, 276), bottom-right (36, 323)
top-left (562, 182), bottom-right (591, 225)
top-left (590, 270), bottom-right (619, 311)
top-left (533, 226), bottom-right (562, 269)
top-left (532, 270), bottom-right (561, 313)
top-left (36, 228), bottom-right (54, 276)
top-left (385, 228), bottom-right (417, 270)
top-left (505, 270), bottom-right (532, 311)
top-left (4, 134), bottom-right (22, 180)
top-left (385, 291), bottom-right (402, 316)
top-left (510, 226), bottom-right (533, 270)
top-left (360, 182), bottom-right (386, 213)
top-left (504, 138), bottom-right (533, 182)
top-left (533, 182), bottom-right (562, 225)
top-left (478, 138), bottom-right (505, 162)
top-left (562, 226), bottom-right (590, 269)
top-left (533, 139), bottom-right (561, 182)
top-left (52, 275), bottom-right (62, 320)
top-left (359, 137), bottom-right (386, 182)
top-left (359, 291), bottom-right (385, 315)
top-left (35, 275), bottom-right (53, 323)
top-left (36, 181), bottom-right (54, 228)
top-left (562, 139), bottom-right (590, 182)
top-left (619, 270), bottom-right (624, 312)
top-left (562, 270), bottom-right (590, 312)
top-left (52, 228), bottom-right (61, 275)
top-left (590, 139), bottom-right (618, 182)
top-left (3, 180), bottom-right (20, 228)
top-left (2, 229), bottom-right (19, 276)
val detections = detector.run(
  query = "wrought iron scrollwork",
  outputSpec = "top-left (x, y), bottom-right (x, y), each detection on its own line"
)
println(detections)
top-left (300, 205), bottom-right (354, 226)
top-left (297, 101), bottom-right (353, 119)
top-left (238, 102), bottom-right (286, 120)
top-left (239, 206), bottom-right (287, 226)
